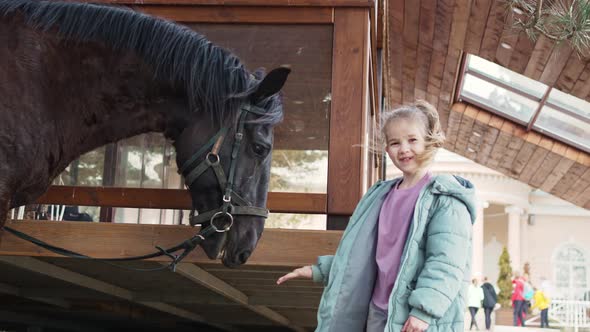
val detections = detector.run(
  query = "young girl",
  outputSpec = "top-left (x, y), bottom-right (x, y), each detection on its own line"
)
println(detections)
top-left (277, 101), bottom-right (476, 332)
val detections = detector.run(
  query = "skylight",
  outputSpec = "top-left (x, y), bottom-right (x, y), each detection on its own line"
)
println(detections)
top-left (457, 54), bottom-right (590, 153)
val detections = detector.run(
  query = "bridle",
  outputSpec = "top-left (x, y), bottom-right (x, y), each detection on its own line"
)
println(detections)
top-left (0, 102), bottom-right (272, 272)
top-left (179, 103), bottom-right (270, 233)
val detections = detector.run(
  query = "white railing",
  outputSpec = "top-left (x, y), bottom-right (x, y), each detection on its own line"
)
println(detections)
top-left (526, 299), bottom-right (590, 332)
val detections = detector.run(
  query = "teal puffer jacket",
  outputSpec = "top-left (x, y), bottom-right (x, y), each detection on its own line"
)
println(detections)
top-left (311, 175), bottom-right (477, 332)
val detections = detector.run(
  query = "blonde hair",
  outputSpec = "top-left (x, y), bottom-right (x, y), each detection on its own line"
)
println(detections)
top-left (380, 100), bottom-right (445, 166)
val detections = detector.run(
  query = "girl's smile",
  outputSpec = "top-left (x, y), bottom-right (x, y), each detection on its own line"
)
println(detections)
top-left (385, 118), bottom-right (427, 177)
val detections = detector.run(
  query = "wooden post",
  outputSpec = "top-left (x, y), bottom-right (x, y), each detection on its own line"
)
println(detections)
top-left (327, 8), bottom-right (370, 229)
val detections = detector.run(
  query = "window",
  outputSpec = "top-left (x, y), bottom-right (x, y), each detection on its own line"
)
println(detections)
top-left (457, 54), bottom-right (590, 153)
top-left (553, 243), bottom-right (589, 299)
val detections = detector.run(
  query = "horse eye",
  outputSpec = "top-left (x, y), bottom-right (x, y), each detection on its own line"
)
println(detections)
top-left (252, 143), bottom-right (268, 157)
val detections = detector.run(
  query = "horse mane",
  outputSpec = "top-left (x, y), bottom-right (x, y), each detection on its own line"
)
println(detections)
top-left (0, 0), bottom-right (283, 125)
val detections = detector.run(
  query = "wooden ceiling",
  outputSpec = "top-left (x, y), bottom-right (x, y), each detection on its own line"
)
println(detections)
top-left (0, 221), bottom-right (342, 332)
top-left (383, 0), bottom-right (590, 209)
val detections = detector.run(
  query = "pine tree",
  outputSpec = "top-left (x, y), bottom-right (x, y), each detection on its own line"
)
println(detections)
top-left (497, 246), bottom-right (513, 306)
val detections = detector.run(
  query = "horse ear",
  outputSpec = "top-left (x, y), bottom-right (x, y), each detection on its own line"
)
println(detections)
top-left (250, 67), bottom-right (291, 102)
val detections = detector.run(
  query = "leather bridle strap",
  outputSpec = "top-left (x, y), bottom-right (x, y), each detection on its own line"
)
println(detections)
top-left (180, 104), bottom-right (270, 232)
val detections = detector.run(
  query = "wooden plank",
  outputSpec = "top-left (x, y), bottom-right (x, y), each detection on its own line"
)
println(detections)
top-left (89, 0), bottom-right (374, 7)
top-left (401, 0), bottom-right (420, 104)
top-left (454, 105), bottom-right (478, 153)
top-left (530, 150), bottom-right (564, 188)
top-left (170, 263), bottom-right (305, 331)
top-left (0, 310), bottom-right (106, 332)
top-left (474, 112), bottom-right (504, 165)
top-left (0, 282), bottom-right (70, 309)
top-left (444, 102), bottom-right (467, 150)
top-left (563, 168), bottom-right (590, 202)
top-left (426, 0), bottom-right (455, 110)
top-left (36, 186), bottom-right (327, 214)
top-left (507, 31), bottom-right (536, 74)
top-left (498, 125), bottom-right (527, 176)
top-left (464, 119), bottom-right (486, 160)
top-left (539, 43), bottom-right (573, 86)
top-left (541, 157), bottom-right (576, 193)
top-left (328, 8), bottom-right (369, 216)
top-left (414, 0), bottom-right (437, 100)
top-left (386, 0), bottom-right (405, 105)
top-left (248, 293), bottom-right (321, 308)
top-left (478, 0), bottom-right (505, 61)
top-left (509, 131), bottom-right (542, 177)
top-left (485, 120), bottom-right (516, 170)
top-left (437, 0), bottom-right (471, 118)
top-left (578, 185), bottom-right (590, 209)
top-left (494, 17), bottom-right (519, 67)
top-left (554, 53), bottom-right (587, 94)
top-left (551, 162), bottom-right (589, 198)
top-left (571, 62), bottom-right (590, 100)
top-left (462, 0), bottom-right (493, 55)
top-left (134, 5), bottom-right (334, 24)
top-left (0, 256), bottom-right (208, 324)
top-left (518, 137), bottom-right (553, 183)
top-left (0, 221), bottom-right (342, 266)
top-left (523, 35), bottom-right (555, 81)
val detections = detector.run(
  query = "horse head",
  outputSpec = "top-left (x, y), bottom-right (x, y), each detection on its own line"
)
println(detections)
top-left (173, 67), bottom-right (290, 268)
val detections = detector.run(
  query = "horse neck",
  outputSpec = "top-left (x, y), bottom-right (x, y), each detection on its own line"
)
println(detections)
top-left (46, 49), bottom-right (190, 162)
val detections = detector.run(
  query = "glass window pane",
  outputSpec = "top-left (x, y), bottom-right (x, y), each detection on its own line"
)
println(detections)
top-left (547, 88), bottom-right (590, 119)
top-left (187, 24), bottom-right (332, 193)
top-left (461, 74), bottom-right (538, 123)
top-left (270, 150), bottom-right (327, 193)
top-left (534, 106), bottom-right (590, 151)
top-left (467, 54), bottom-right (547, 99)
top-left (265, 213), bottom-right (326, 230)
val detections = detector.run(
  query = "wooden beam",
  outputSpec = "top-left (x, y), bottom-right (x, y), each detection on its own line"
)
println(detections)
top-left (0, 310), bottom-right (106, 332)
top-left (0, 282), bottom-right (70, 308)
top-left (328, 8), bottom-right (369, 216)
top-left (523, 35), bottom-right (555, 81)
top-left (414, 0), bottom-right (436, 100)
top-left (0, 221), bottom-right (341, 266)
top-left (539, 43), bottom-right (573, 86)
top-left (463, 0), bottom-right (493, 55)
top-left (161, 263), bottom-right (306, 331)
top-left (425, 0), bottom-right (454, 110)
top-left (36, 187), bottom-right (327, 214)
top-left (133, 6), bottom-right (334, 24)
top-left (0, 256), bottom-right (216, 326)
top-left (507, 31), bottom-right (536, 74)
top-left (386, 0), bottom-right (404, 104)
top-left (478, 0), bottom-right (505, 61)
top-left (89, 0), bottom-right (374, 7)
top-left (401, 0), bottom-right (420, 104)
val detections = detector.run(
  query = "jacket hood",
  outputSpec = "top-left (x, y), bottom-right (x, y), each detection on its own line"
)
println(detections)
top-left (429, 175), bottom-right (478, 224)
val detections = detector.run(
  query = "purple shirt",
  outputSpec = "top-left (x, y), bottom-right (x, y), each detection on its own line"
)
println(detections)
top-left (371, 173), bottom-right (432, 311)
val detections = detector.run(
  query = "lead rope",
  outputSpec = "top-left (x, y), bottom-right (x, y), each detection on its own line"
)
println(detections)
top-left (1, 224), bottom-right (217, 272)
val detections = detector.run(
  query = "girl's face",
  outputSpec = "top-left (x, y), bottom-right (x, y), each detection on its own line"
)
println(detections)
top-left (385, 117), bottom-right (427, 177)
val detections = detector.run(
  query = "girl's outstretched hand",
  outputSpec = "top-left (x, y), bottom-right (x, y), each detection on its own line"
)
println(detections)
top-left (276, 265), bottom-right (313, 285)
top-left (401, 316), bottom-right (429, 332)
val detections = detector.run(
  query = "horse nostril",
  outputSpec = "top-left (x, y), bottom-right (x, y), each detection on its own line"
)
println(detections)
top-left (238, 250), bottom-right (251, 264)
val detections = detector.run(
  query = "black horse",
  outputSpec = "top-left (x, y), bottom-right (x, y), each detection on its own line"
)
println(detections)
top-left (0, 0), bottom-right (290, 267)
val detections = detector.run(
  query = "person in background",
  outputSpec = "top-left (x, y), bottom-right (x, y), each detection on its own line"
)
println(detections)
top-left (468, 278), bottom-right (484, 330)
top-left (532, 286), bottom-right (551, 328)
top-left (481, 277), bottom-right (498, 331)
top-left (512, 271), bottom-right (526, 327)
top-left (276, 101), bottom-right (476, 332)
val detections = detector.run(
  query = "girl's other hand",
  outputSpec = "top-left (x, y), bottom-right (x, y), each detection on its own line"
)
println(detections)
top-left (276, 265), bottom-right (313, 285)
top-left (401, 316), bottom-right (429, 332)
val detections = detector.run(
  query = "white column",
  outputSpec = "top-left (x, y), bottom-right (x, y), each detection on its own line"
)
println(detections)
top-left (506, 205), bottom-right (523, 271)
top-left (472, 200), bottom-right (488, 279)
